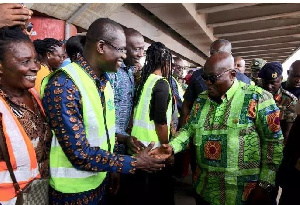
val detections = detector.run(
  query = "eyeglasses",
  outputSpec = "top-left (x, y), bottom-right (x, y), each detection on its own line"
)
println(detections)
top-left (201, 69), bottom-right (232, 84)
top-left (102, 40), bottom-right (127, 54)
top-left (131, 47), bottom-right (144, 53)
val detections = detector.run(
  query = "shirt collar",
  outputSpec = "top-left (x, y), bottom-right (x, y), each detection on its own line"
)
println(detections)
top-left (274, 87), bottom-right (283, 102)
top-left (224, 79), bottom-right (239, 101)
top-left (74, 54), bottom-right (109, 82)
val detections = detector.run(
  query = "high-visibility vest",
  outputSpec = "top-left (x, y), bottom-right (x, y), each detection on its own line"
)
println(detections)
top-left (41, 63), bottom-right (115, 193)
top-left (131, 74), bottom-right (172, 148)
top-left (0, 89), bottom-right (41, 203)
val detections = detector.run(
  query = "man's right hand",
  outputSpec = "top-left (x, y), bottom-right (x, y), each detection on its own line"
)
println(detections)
top-left (136, 142), bottom-right (166, 173)
top-left (0, 4), bottom-right (33, 28)
top-left (148, 144), bottom-right (173, 160)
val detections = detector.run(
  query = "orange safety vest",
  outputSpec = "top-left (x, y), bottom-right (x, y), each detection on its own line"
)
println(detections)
top-left (0, 88), bottom-right (41, 202)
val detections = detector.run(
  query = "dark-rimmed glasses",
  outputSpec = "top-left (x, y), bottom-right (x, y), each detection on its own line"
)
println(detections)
top-left (201, 69), bottom-right (232, 84)
top-left (102, 40), bottom-right (127, 54)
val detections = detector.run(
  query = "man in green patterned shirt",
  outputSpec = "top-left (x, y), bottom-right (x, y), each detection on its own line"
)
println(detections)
top-left (150, 52), bottom-right (284, 205)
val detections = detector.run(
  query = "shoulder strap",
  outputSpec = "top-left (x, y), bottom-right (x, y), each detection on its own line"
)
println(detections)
top-left (0, 113), bottom-right (22, 194)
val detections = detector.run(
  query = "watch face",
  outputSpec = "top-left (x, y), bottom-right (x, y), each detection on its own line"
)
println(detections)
top-left (265, 184), bottom-right (273, 193)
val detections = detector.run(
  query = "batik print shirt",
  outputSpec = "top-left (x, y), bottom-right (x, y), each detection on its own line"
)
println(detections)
top-left (108, 64), bottom-right (135, 136)
top-left (42, 57), bottom-right (137, 205)
top-left (170, 80), bottom-right (284, 205)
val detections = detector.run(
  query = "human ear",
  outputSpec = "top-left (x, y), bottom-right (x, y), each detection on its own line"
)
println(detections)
top-left (96, 40), bottom-right (105, 54)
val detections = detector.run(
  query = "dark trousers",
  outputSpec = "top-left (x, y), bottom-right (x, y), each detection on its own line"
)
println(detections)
top-left (109, 168), bottom-right (174, 205)
top-left (195, 194), bottom-right (210, 205)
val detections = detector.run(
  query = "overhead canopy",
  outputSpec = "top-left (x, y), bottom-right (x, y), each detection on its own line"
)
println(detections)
top-left (28, 3), bottom-right (300, 67)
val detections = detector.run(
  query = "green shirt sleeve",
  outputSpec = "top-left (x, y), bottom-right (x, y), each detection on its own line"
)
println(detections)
top-left (255, 91), bottom-right (284, 186)
top-left (169, 100), bottom-right (199, 153)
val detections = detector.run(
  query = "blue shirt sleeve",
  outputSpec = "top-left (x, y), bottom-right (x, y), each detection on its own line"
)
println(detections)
top-left (42, 72), bottom-right (137, 174)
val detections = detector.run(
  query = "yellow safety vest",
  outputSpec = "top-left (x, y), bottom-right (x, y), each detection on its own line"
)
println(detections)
top-left (131, 74), bottom-right (172, 148)
top-left (41, 63), bottom-right (115, 193)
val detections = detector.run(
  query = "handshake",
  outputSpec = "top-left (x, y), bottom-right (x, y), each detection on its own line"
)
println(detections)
top-left (134, 141), bottom-right (174, 173)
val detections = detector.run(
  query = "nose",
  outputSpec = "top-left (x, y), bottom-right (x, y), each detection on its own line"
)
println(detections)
top-left (137, 49), bottom-right (144, 57)
top-left (267, 84), bottom-right (273, 91)
top-left (31, 60), bottom-right (40, 72)
top-left (121, 52), bottom-right (127, 60)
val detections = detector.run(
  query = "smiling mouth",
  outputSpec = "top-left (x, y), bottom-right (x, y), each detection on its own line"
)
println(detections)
top-left (25, 76), bottom-right (37, 80)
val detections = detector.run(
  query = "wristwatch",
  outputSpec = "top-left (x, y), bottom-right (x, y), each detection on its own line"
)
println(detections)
top-left (258, 181), bottom-right (274, 193)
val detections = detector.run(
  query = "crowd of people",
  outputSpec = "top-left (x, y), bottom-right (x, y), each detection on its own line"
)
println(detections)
top-left (0, 3), bottom-right (300, 205)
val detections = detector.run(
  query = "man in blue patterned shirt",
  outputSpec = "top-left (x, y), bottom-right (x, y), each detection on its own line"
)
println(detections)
top-left (108, 28), bottom-right (145, 153)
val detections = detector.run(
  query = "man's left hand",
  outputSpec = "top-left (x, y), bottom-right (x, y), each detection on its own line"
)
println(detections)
top-left (246, 185), bottom-right (275, 205)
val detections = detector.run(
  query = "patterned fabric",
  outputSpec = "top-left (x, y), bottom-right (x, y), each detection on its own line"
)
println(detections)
top-left (107, 63), bottom-right (134, 136)
top-left (42, 55), bottom-right (137, 204)
top-left (273, 87), bottom-right (298, 123)
top-left (0, 89), bottom-right (52, 178)
top-left (170, 80), bottom-right (284, 205)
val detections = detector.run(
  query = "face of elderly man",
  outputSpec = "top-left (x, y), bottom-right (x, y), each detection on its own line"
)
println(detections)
top-left (234, 57), bottom-right (246, 74)
top-left (202, 52), bottom-right (236, 101)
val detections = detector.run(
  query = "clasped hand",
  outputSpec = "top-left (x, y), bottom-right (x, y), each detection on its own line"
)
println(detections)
top-left (135, 142), bottom-right (173, 173)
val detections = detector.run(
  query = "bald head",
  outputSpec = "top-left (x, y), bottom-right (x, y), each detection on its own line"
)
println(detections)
top-left (84, 18), bottom-right (126, 74)
top-left (290, 60), bottom-right (300, 73)
top-left (205, 51), bottom-right (234, 71)
top-left (86, 18), bottom-right (124, 44)
top-left (234, 57), bottom-right (246, 73)
top-left (210, 39), bottom-right (232, 56)
top-left (287, 60), bottom-right (300, 88)
top-left (203, 51), bottom-right (236, 101)
top-left (172, 56), bottom-right (184, 78)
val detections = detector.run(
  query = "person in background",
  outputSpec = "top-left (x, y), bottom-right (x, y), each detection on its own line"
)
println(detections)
top-left (106, 27), bottom-right (145, 204)
top-left (0, 26), bottom-right (51, 204)
top-left (234, 56), bottom-right (246, 74)
top-left (108, 28), bottom-right (145, 148)
top-left (184, 69), bottom-right (194, 85)
top-left (65, 35), bottom-right (86, 63)
top-left (258, 62), bottom-right (297, 143)
top-left (41, 18), bottom-right (165, 205)
top-left (33, 38), bottom-right (64, 94)
top-left (150, 51), bottom-right (284, 205)
top-left (282, 60), bottom-right (300, 99)
top-left (277, 104), bottom-right (300, 205)
top-left (250, 58), bottom-right (266, 86)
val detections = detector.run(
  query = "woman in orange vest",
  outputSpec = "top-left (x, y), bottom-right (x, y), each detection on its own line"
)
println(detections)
top-left (0, 26), bottom-right (52, 204)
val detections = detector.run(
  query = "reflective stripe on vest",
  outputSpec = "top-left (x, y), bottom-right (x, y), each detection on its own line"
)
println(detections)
top-left (131, 74), bottom-right (172, 149)
top-left (41, 63), bottom-right (115, 193)
top-left (0, 97), bottom-right (39, 202)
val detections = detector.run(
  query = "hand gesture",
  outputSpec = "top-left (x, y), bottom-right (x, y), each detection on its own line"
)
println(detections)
top-left (136, 142), bottom-right (166, 173)
top-left (125, 136), bottom-right (145, 155)
top-left (148, 144), bottom-right (173, 160)
top-left (0, 4), bottom-right (33, 28)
